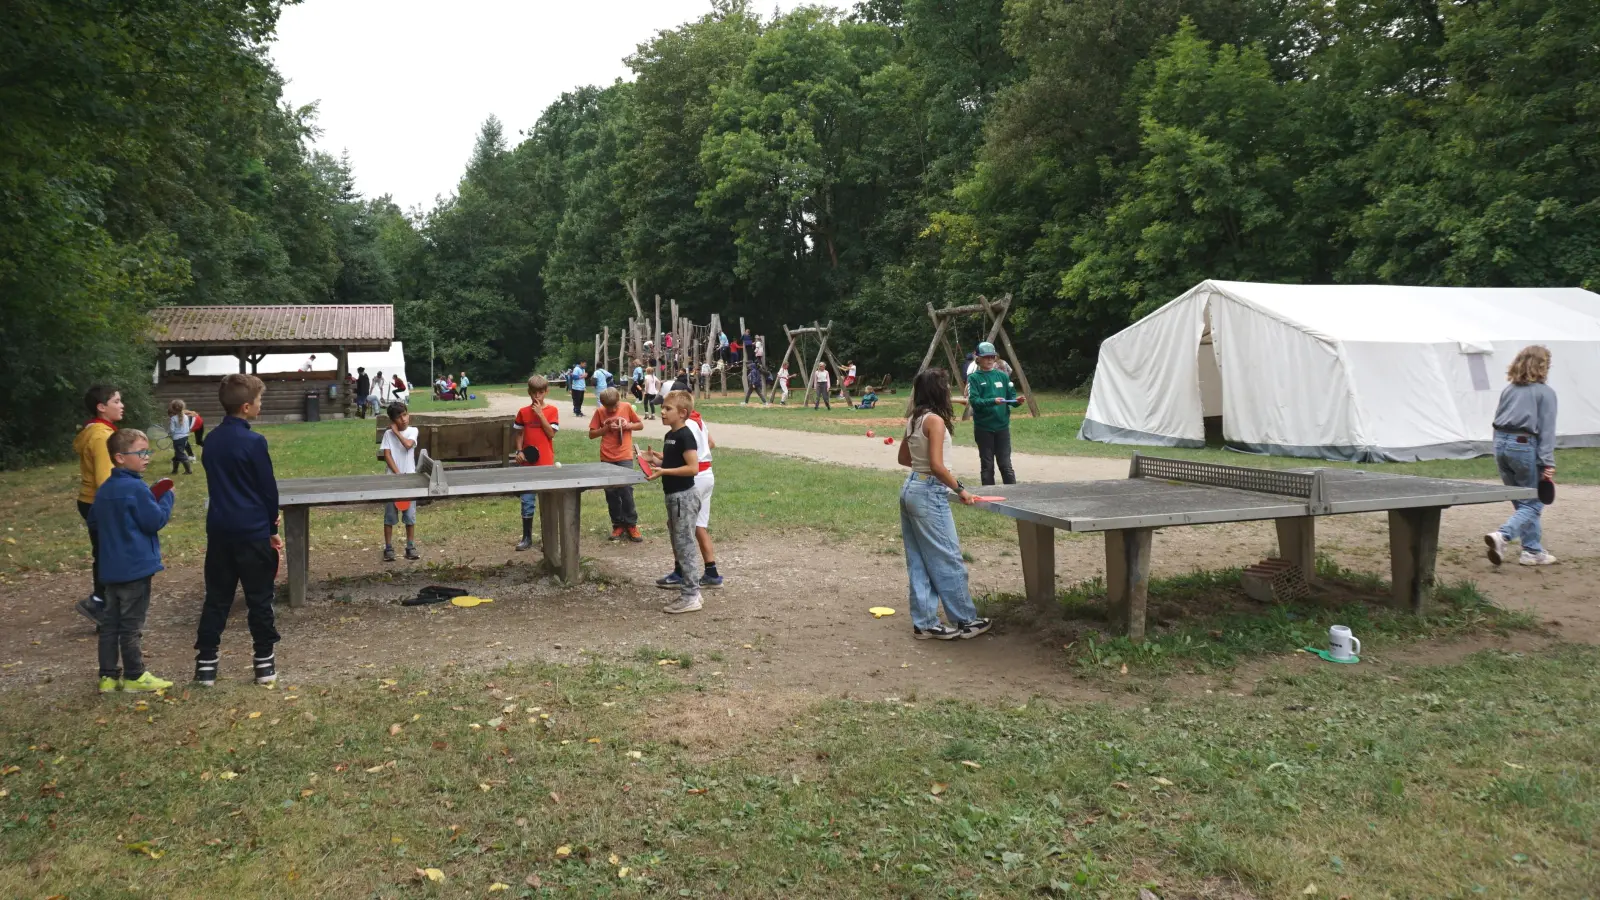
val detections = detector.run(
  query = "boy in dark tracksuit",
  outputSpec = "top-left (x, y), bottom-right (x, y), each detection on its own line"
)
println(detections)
top-left (194, 373), bottom-right (282, 687)
top-left (967, 341), bottom-right (1024, 486)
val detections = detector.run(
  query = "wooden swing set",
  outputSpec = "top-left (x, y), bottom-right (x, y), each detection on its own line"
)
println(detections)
top-left (773, 321), bottom-right (845, 406)
top-left (917, 293), bottom-right (1039, 418)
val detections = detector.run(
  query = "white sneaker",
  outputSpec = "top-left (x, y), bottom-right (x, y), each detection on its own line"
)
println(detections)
top-left (662, 595), bottom-right (703, 615)
top-left (1519, 550), bottom-right (1557, 566)
top-left (1484, 532), bottom-right (1508, 566)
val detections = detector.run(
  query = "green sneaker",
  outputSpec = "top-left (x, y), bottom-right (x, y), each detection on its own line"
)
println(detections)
top-left (120, 671), bottom-right (173, 693)
top-left (98, 676), bottom-right (119, 694)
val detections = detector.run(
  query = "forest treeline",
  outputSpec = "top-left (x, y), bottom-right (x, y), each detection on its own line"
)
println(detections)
top-left (4, 0), bottom-right (1597, 466)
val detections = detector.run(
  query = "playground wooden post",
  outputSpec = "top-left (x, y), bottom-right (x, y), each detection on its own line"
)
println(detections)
top-left (919, 294), bottom-right (1039, 418)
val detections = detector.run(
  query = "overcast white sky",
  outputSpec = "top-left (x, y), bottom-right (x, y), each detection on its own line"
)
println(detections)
top-left (272, 0), bottom-right (836, 213)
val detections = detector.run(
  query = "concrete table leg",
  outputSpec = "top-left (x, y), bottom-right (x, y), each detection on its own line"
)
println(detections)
top-left (1389, 507), bottom-right (1442, 614)
top-left (282, 505), bottom-right (310, 608)
top-left (556, 489), bottom-right (582, 584)
top-left (539, 493), bottom-right (561, 574)
top-left (1274, 516), bottom-right (1318, 585)
top-left (1016, 520), bottom-right (1057, 611)
top-left (1104, 527), bottom-right (1154, 639)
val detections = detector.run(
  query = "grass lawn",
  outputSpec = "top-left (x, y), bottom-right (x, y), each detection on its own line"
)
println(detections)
top-left (677, 390), bottom-right (1600, 484)
top-left (1, 646), bottom-right (1595, 897)
top-left (0, 417), bottom-right (1012, 578)
top-left (401, 392), bottom-right (488, 413)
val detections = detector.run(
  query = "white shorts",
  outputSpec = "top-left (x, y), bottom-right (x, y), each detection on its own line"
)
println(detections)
top-left (693, 473), bottom-right (714, 529)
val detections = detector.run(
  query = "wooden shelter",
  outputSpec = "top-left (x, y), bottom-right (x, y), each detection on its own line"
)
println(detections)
top-left (918, 294), bottom-right (1039, 418)
top-left (148, 305), bottom-right (394, 423)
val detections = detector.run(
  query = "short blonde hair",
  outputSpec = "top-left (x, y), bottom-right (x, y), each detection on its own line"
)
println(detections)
top-left (107, 428), bottom-right (148, 459)
top-left (526, 374), bottom-right (549, 396)
top-left (599, 387), bottom-right (620, 406)
top-left (1507, 345), bottom-right (1551, 386)
top-left (663, 389), bottom-right (695, 412)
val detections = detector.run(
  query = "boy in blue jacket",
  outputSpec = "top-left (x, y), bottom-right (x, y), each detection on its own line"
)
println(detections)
top-left (194, 374), bottom-right (283, 687)
top-left (89, 428), bottom-right (176, 693)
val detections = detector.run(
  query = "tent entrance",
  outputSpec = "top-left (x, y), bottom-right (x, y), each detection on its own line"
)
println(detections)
top-left (1199, 318), bottom-right (1224, 446)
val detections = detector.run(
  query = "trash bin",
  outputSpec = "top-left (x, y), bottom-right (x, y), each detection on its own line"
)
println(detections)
top-left (304, 393), bottom-right (320, 422)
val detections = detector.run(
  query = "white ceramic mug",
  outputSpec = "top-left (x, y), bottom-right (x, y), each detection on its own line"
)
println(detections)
top-left (1329, 625), bottom-right (1361, 660)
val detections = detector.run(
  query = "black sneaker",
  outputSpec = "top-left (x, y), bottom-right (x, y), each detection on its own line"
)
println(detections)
top-left (956, 618), bottom-right (992, 639)
top-left (194, 656), bottom-right (219, 687)
top-left (404, 544), bottom-right (420, 561)
top-left (253, 654), bottom-right (277, 685)
top-left (76, 594), bottom-right (105, 625)
top-left (914, 624), bottom-right (963, 641)
top-left (382, 545), bottom-right (396, 562)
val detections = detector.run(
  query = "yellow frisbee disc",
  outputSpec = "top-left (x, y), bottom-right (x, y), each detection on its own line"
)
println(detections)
top-left (869, 607), bottom-right (896, 618)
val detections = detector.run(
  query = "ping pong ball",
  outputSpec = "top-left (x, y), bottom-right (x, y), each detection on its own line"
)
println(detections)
top-left (555, 462), bottom-right (562, 467)
top-left (866, 430), bottom-right (875, 438)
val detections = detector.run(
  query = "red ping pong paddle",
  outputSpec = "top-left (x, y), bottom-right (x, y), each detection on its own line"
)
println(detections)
top-left (636, 447), bottom-right (655, 479)
top-left (150, 478), bottom-right (174, 499)
top-left (394, 500), bottom-right (412, 512)
top-left (971, 495), bottom-right (1006, 503)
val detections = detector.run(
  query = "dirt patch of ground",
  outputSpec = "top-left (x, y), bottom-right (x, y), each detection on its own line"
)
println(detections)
top-left (1, 478), bottom-right (1593, 704)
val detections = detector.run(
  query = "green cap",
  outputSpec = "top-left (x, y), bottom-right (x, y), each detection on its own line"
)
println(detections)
top-left (976, 341), bottom-right (997, 357)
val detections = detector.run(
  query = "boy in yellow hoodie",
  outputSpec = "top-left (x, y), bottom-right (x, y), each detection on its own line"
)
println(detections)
top-left (74, 384), bottom-right (124, 624)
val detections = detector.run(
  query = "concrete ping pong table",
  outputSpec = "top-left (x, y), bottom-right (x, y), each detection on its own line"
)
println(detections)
top-left (976, 454), bottom-right (1533, 638)
top-left (276, 452), bottom-right (643, 607)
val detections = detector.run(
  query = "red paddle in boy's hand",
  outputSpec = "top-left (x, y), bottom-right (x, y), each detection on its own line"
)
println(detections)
top-left (151, 478), bottom-right (175, 500)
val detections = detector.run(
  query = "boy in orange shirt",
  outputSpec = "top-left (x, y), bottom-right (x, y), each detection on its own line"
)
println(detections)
top-left (513, 375), bottom-right (560, 552)
top-left (73, 384), bottom-right (124, 623)
top-left (588, 387), bottom-right (644, 542)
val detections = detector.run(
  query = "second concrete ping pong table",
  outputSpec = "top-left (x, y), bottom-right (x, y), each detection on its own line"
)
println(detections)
top-left (975, 454), bottom-right (1533, 638)
top-left (276, 453), bottom-right (643, 607)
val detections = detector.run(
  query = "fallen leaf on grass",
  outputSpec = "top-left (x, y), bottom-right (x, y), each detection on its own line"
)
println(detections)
top-left (960, 760), bottom-right (982, 770)
top-left (365, 761), bottom-right (396, 774)
top-left (618, 867), bottom-right (631, 878)
top-left (1120, 663), bottom-right (1128, 675)
top-left (626, 750), bottom-right (642, 760)
top-left (549, 792), bottom-right (560, 804)
top-left (1, 765), bottom-right (19, 776)
top-left (525, 874), bottom-right (542, 888)
top-left (415, 867), bottom-right (445, 882)
top-left (586, 737), bottom-right (601, 744)
top-left (247, 711), bottom-right (261, 719)
top-left (1302, 885), bottom-right (1318, 896)
top-left (514, 818), bottom-right (528, 828)
top-left (300, 789), bottom-right (315, 798)
top-left (608, 853), bottom-right (621, 865)
top-left (487, 717), bottom-right (503, 728)
top-left (205, 838), bottom-right (225, 847)
top-left (554, 845), bottom-right (572, 859)
top-left (656, 658), bottom-right (679, 666)
top-left (388, 724), bottom-right (402, 736)
top-left (488, 883), bottom-right (509, 892)
top-left (479, 783), bottom-right (492, 792)
top-left (685, 787), bottom-right (708, 795)
top-left (1152, 776), bottom-right (1174, 787)
top-left (930, 783), bottom-right (947, 795)
top-left (1112, 781), bottom-right (1132, 790)
top-left (380, 679), bottom-right (398, 686)
top-left (217, 771), bottom-right (238, 781)
top-left (125, 841), bottom-right (163, 859)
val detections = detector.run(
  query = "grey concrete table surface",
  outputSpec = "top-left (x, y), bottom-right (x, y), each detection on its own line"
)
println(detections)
top-left (276, 462), bottom-right (644, 607)
top-left (972, 461), bottom-right (1534, 639)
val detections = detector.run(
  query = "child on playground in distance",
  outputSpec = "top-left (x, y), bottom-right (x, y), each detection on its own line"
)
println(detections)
top-left (167, 399), bottom-right (197, 475)
top-left (642, 368), bottom-right (661, 419)
top-left (589, 387), bottom-right (644, 543)
top-left (74, 383), bottom-right (124, 624)
top-left (380, 401), bottom-right (421, 562)
top-left (89, 428), bottom-right (177, 693)
top-left (513, 375), bottom-right (559, 552)
top-left (811, 362), bottom-right (831, 409)
top-left (897, 369), bottom-right (990, 641)
top-left (640, 390), bottom-right (703, 615)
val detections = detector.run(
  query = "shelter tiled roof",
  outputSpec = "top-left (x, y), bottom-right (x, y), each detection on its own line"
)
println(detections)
top-left (149, 305), bottom-right (393, 350)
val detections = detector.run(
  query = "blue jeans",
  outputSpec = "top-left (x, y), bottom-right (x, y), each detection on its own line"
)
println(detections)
top-left (519, 492), bottom-right (538, 519)
top-left (1494, 432), bottom-right (1544, 553)
top-left (899, 473), bottom-right (979, 630)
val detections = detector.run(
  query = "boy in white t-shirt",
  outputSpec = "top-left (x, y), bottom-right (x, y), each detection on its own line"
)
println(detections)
top-left (658, 407), bottom-right (723, 589)
top-left (379, 402), bottom-right (420, 562)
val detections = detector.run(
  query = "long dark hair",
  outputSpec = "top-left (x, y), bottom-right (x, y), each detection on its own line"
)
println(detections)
top-left (909, 369), bottom-right (955, 434)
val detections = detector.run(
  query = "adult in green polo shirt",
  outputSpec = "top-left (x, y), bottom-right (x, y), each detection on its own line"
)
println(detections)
top-left (967, 342), bottom-right (1024, 485)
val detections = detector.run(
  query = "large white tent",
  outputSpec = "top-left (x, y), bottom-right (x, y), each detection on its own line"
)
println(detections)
top-left (1079, 281), bottom-right (1600, 462)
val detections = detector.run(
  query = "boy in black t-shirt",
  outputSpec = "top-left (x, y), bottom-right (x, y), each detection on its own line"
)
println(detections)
top-left (640, 390), bottom-right (703, 614)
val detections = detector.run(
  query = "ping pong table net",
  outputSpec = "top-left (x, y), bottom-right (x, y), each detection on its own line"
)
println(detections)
top-left (1128, 454), bottom-right (1330, 514)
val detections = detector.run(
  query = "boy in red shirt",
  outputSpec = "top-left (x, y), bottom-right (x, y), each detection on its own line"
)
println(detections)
top-left (588, 387), bottom-right (644, 542)
top-left (513, 375), bottom-right (559, 551)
